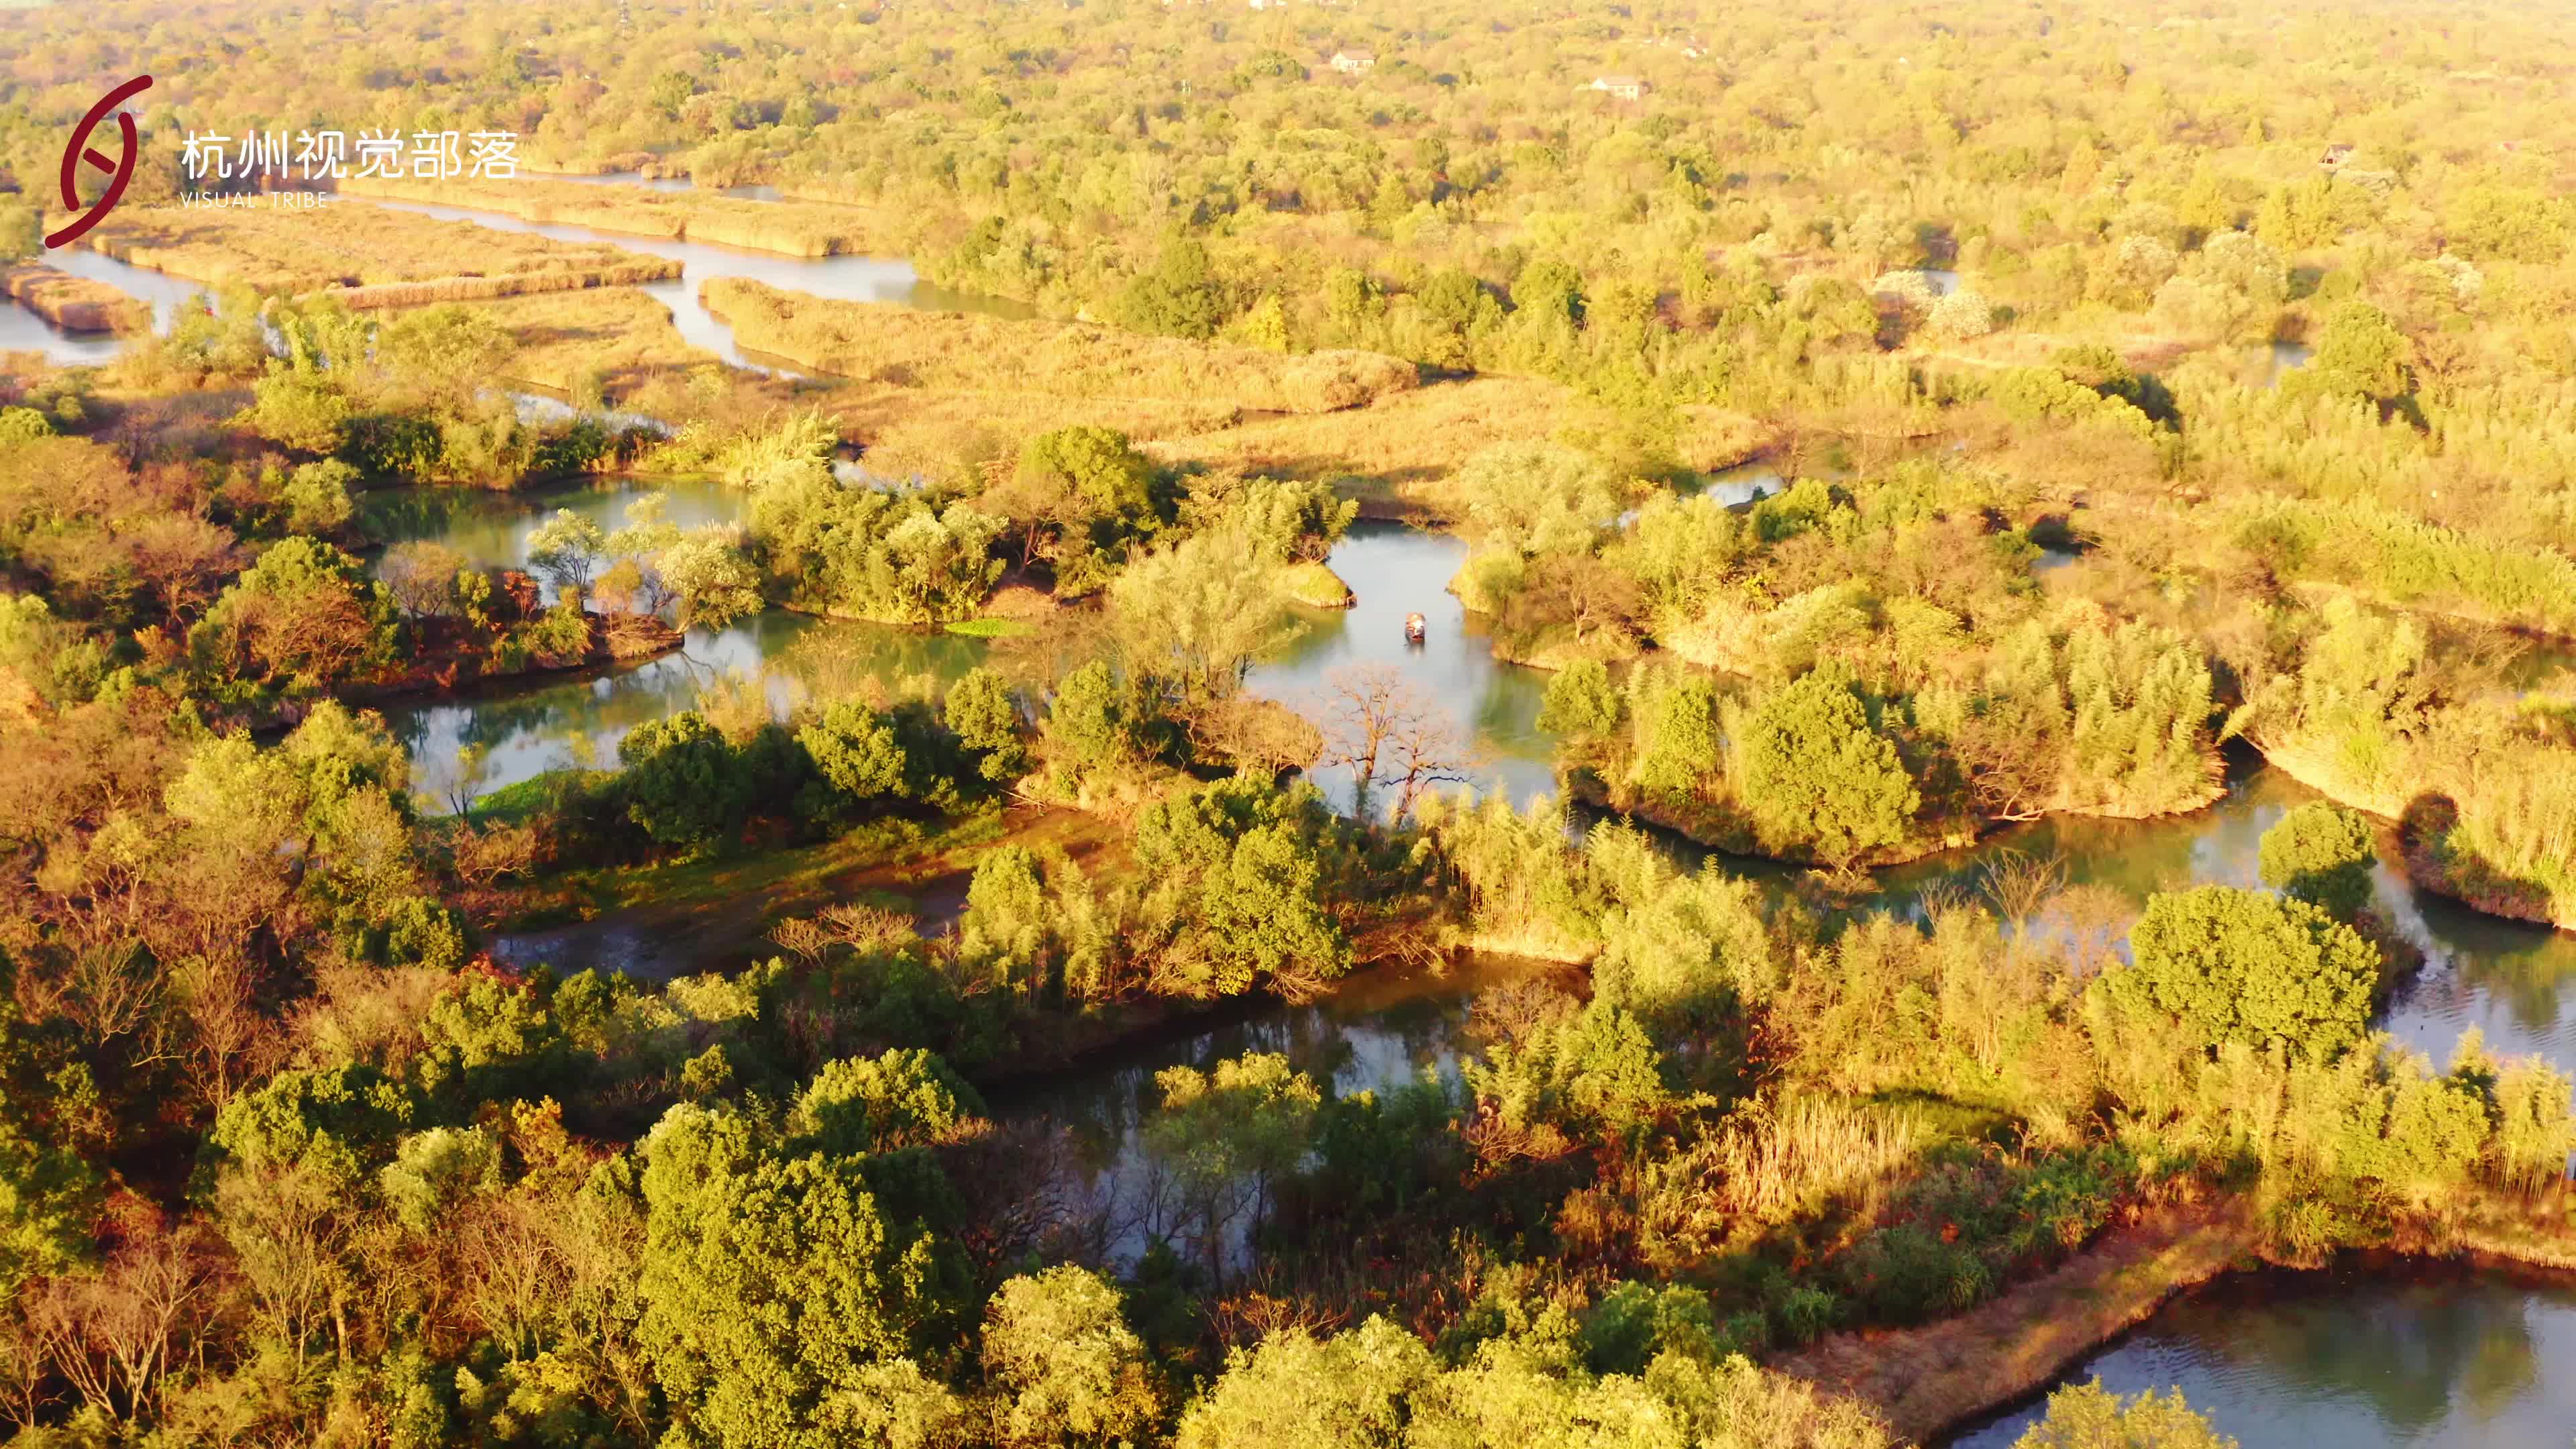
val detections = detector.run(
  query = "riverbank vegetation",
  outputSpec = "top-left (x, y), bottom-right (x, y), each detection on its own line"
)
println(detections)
top-left (7, 0), bottom-right (2576, 1442)
top-left (704, 277), bottom-right (1420, 415)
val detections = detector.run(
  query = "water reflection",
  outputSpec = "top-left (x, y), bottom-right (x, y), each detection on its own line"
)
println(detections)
top-left (1945, 1263), bottom-right (2576, 1448)
top-left (359, 474), bottom-right (738, 590)
top-left (2266, 339), bottom-right (2314, 388)
top-left (987, 954), bottom-right (1552, 1269)
top-left (367, 476), bottom-right (989, 808)
top-left (1242, 522), bottom-right (1559, 815)
top-left (1657, 761), bottom-right (2576, 1067)
top-left (379, 609), bottom-right (989, 812)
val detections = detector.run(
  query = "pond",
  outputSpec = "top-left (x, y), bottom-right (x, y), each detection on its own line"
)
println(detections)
top-left (364, 476), bottom-right (990, 810)
top-left (2265, 339), bottom-right (2314, 388)
top-left (1247, 522), bottom-right (1561, 816)
top-left (1945, 1261), bottom-right (2576, 1448)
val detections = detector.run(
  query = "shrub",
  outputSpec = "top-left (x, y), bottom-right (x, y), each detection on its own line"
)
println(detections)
top-left (2259, 801), bottom-right (2379, 918)
top-left (2106, 885), bottom-right (2379, 1061)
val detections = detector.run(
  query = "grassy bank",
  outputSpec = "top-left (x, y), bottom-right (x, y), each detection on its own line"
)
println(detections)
top-left (702, 276), bottom-right (1419, 413)
top-left (1778, 1191), bottom-right (2576, 1444)
top-left (459, 286), bottom-right (726, 398)
top-left (341, 174), bottom-right (902, 257)
top-left (1145, 374), bottom-right (1769, 504)
top-left (1, 262), bottom-right (151, 333)
top-left (1776, 1201), bottom-right (2259, 1445)
top-left (80, 199), bottom-right (680, 294)
top-left (2258, 739), bottom-right (2576, 932)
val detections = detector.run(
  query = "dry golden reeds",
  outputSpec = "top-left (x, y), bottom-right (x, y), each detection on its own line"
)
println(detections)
top-left (1, 264), bottom-right (152, 333)
top-left (702, 277), bottom-right (1419, 415)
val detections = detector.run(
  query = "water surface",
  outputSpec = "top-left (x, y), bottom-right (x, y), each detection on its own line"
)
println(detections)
top-left (366, 476), bottom-right (988, 810)
top-left (1947, 1263), bottom-right (2576, 1448)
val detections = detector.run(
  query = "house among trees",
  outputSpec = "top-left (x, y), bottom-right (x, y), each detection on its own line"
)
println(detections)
top-left (1329, 48), bottom-right (1377, 74)
top-left (2319, 142), bottom-right (2356, 168)
top-left (1589, 74), bottom-right (1650, 100)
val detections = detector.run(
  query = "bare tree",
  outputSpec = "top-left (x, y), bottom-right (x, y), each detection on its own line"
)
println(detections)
top-left (1385, 705), bottom-right (1482, 820)
top-left (30, 1216), bottom-right (219, 1421)
top-left (1313, 663), bottom-right (1487, 820)
top-left (122, 514), bottom-right (240, 624)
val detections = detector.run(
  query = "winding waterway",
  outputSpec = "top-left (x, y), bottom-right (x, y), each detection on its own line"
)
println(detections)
top-left (378, 489), bottom-right (2576, 1074)
top-left (17, 184), bottom-right (2569, 1438)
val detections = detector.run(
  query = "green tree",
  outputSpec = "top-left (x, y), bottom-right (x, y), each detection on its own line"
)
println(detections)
top-left (282, 460), bottom-right (359, 535)
top-left (527, 508), bottom-right (609, 606)
top-left (2304, 301), bottom-right (2412, 403)
top-left (1118, 237), bottom-right (1226, 339)
top-left (1018, 426), bottom-right (1160, 547)
top-left (379, 303), bottom-right (519, 402)
top-left (2259, 802), bottom-right (2379, 920)
top-left (1537, 657), bottom-right (1621, 741)
top-left (981, 1267), bottom-right (1163, 1446)
top-left (619, 712), bottom-right (751, 847)
top-left (946, 667), bottom-right (1029, 783)
top-left (637, 1104), bottom-right (963, 1449)
top-left (2013, 1380), bottom-right (2237, 1448)
top-left (659, 528), bottom-right (767, 631)
top-left (788, 1050), bottom-right (981, 1157)
top-left (1045, 661), bottom-right (1129, 769)
top-left (2108, 885), bottom-right (2379, 1061)
top-left (1145, 1054), bottom-right (1321, 1281)
top-left (1454, 441), bottom-right (1623, 557)
top-left (0, 1091), bottom-right (100, 1297)
top-left (1174, 1316), bottom-right (1434, 1449)
top-left (1134, 780), bottom-right (1350, 996)
top-left (798, 700), bottom-right (912, 808)
top-left (1738, 672), bottom-right (1920, 863)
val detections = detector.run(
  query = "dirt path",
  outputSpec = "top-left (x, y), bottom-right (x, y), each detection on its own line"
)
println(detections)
top-left (1774, 1203), bottom-right (2259, 1445)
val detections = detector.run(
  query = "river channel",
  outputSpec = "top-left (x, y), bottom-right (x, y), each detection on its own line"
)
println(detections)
top-left (3, 183), bottom-right (1022, 370)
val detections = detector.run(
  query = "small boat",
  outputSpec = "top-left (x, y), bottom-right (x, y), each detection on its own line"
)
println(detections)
top-left (1403, 612), bottom-right (1427, 644)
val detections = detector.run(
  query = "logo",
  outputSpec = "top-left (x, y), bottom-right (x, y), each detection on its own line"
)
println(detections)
top-left (46, 74), bottom-right (154, 250)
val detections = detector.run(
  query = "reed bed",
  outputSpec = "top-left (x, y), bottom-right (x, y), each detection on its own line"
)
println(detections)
top-left (1, 264), bottom-right (150, 333)
top-left (456, 287), bottom-right (725, 396)
top-left (340, 175), bottom-right (902, 258)
top-left (81, 201), bottom-right (679, 294)
top-left (1147, 374), bottom-right (1607, 495)
top-left (702, 277), bottom-right (1419, 415)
